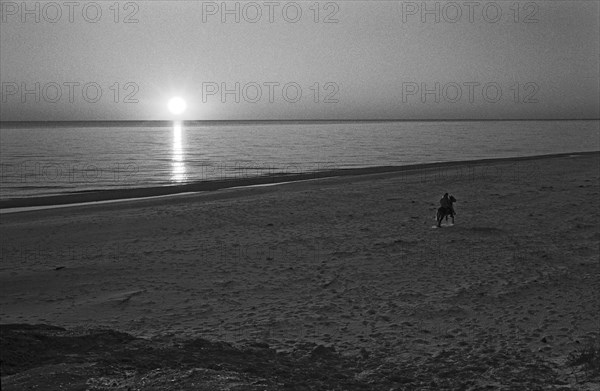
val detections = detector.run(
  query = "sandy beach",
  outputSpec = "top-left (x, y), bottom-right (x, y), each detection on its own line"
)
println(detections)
top-left (1, 152), bottom-right (599, 390)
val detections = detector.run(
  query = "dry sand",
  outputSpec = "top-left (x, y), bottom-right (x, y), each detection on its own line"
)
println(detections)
top-left (1, 152), bottom-right (599, 389)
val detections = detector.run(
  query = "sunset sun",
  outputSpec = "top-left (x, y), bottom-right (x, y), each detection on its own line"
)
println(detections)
top-left (168, 97), bottom-right (187, 115)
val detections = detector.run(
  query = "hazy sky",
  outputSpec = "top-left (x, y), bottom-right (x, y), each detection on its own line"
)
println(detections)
top-left (1, 0), bottom-right (598, 120)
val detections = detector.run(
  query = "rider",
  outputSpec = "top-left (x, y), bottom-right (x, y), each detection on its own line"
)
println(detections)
top-left (440, 193), bottom-right (455, 216)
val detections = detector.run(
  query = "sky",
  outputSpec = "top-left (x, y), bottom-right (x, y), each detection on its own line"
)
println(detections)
top-left (0, 0), bottom-right (599, 121)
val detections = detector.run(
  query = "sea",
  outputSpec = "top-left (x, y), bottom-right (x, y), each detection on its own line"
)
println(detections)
top-left (0, 120), bottom-right (598, 201)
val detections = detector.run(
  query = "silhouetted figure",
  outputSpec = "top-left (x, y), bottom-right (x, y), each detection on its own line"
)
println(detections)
top-left (437, 193), bottom-right (456, 227)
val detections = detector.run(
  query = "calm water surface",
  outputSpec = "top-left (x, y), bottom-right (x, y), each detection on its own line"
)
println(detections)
top-left (1, 120), bottom-right (598, 199)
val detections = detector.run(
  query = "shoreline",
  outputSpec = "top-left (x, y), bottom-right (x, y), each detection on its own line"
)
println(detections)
top-left (1, 150), bottom-right (597, 210)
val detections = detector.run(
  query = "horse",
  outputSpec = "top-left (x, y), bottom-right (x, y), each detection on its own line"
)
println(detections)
top-left (436, 195), bottom-right (456, 227)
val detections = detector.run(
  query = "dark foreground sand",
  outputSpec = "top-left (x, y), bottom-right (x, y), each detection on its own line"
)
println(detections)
top-left (1, 153), bottom-right (599, 390)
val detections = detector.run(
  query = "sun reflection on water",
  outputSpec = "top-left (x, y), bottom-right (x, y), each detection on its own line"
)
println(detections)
top-left (171, 122), bottom-right (186, 182)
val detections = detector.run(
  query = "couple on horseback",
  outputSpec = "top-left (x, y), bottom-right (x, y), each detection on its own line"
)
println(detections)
top-left (437, 193), bottom-right (456, 227)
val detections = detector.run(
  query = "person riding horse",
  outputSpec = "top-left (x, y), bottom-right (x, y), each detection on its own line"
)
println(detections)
top-left (437, 193), bottom-right (457, 227)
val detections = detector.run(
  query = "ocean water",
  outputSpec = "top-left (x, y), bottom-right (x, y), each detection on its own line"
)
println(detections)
top-left (0, 120), bottom-right (598, 200)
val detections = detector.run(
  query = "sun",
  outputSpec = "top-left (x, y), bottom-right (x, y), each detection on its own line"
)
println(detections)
top-left (168, 97), bottom-right (187, 115)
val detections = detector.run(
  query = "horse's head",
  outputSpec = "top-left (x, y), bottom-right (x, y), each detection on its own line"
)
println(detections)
top-left (450, 195), bottom-right (456, 202)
